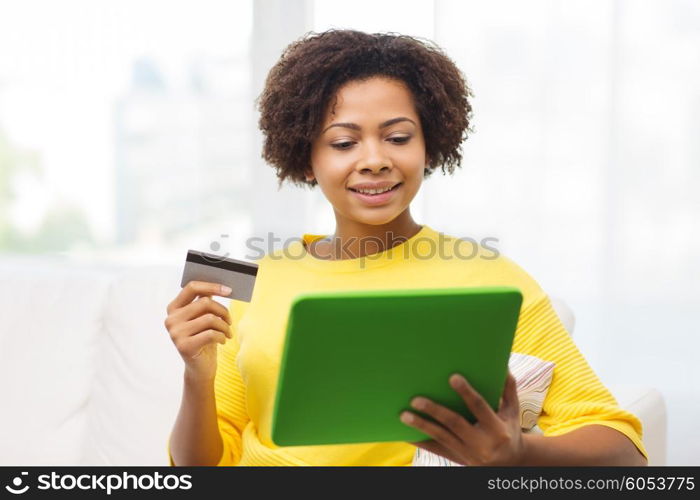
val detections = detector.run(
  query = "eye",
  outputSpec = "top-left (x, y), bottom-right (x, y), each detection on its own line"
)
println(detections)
top-left (388, 136), bottom-right (411, 145)
top-left (331, 141), bottom-right (355, 150)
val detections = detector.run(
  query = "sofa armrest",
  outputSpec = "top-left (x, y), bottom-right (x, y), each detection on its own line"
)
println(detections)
top-left (608, 384), bottom-right (667, 466)
top-left (527, 385), bottom-right (667, 465)
top-left (548, 299), bottom-right (667, 464)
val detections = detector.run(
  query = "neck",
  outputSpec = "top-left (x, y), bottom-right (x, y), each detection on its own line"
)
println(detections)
top-left (321, 209), bottom-right (423, 260)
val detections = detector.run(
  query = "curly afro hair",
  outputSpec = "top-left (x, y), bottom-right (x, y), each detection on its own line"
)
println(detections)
top-left (257, 29), bottom-right (473, 189)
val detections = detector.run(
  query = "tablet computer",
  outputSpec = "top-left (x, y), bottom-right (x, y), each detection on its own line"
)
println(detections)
top-left (270, 286), bottom-right (523, 447)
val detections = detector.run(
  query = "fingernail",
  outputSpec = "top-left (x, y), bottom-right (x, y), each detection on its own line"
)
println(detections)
top-left (220, 285), bottom-right (232, 295)
top-left (450, 374), bottom-right (466, 387)
top-left (411, 397), bottom-right (427, 410)
top-left (400, 412), bottom-right (414, 424)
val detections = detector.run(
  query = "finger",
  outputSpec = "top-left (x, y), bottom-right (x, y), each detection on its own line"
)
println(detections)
top-left (167, 281), bottom-right (232, 314)
top-left (449, 374), bottom-right (501, 432)
top-left (179, 330), bottom-right (227, 359)
top-left (400, 411), bottom-right (463, 453)
top-left (410, 439), bottom-right (465, 466)
top-left (499, 371), bottom-right (520, 420)
top-left (170, 295), bottom-right (232, 326)
top-left (170, 313), bottom-right (232, 340)
top-left (410, 396), bottom-right (476, 443)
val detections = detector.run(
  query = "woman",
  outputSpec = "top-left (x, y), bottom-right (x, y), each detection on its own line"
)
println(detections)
top-left (165, 30), bottom-right (647, 466)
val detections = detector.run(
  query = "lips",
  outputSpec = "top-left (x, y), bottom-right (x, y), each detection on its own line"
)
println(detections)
top-left (348, 182), bottom-right (402, 206)
top-left (348, 181), bottom-right (400, 192)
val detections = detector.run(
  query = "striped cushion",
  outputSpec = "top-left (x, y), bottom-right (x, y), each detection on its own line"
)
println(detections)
top-left (412, 352), bottom-right (554, 466)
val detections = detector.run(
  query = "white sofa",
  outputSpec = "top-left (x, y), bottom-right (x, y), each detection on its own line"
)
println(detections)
top-left (0, 256), bottom-right (667, 465)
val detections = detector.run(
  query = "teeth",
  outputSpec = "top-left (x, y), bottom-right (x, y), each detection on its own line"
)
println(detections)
top-left (355, 185), bottom-right (394, 195)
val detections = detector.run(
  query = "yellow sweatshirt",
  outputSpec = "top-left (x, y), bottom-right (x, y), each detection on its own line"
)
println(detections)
top-left (168, 224), bottom-right (647, 465)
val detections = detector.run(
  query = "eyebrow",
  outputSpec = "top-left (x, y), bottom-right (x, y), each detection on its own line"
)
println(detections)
top-left (322, 116), bottom-right (416, 134)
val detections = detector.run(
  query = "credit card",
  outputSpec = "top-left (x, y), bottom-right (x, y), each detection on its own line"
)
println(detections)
top-left (181, 250), bottom-right (258, 302)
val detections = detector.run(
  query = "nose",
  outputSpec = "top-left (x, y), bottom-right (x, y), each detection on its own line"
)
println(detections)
top-left (355, 141), bottom-right (393, 174)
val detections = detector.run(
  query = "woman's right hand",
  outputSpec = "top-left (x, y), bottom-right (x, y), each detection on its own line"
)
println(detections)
top-left (164, 281), bottom-right (233, 381)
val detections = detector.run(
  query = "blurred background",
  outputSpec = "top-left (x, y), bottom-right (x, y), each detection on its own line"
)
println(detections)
top-left (0, 0), bottom-right (698, 464)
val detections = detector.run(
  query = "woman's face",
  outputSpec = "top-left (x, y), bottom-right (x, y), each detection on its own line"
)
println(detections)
top-left (308, 76), bottom-right (427, 227)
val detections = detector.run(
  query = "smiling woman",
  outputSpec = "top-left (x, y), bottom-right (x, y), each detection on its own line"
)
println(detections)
top-left (257, 29), bottom-right (472, 189)
top-left (167, 29), bottom-right (648, 467)
top-left (307, 78), bottom-right (426, 243)
top-left (257, 30), bottom-right (473, 259)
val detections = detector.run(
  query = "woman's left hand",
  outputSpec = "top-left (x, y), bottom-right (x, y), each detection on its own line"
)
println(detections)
top-left (400, 371), bottom-right (525, 466)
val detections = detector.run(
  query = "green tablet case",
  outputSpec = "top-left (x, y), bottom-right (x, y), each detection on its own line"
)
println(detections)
top-left (271, 286), bottom-right (523, 446)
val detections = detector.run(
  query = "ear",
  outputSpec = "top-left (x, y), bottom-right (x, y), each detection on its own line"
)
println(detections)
top-left (304, 167), bottom-right (315, 182)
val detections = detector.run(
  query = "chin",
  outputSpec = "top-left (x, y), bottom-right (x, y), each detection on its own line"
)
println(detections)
top-left (351, 211), bottom-right (404, 226)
